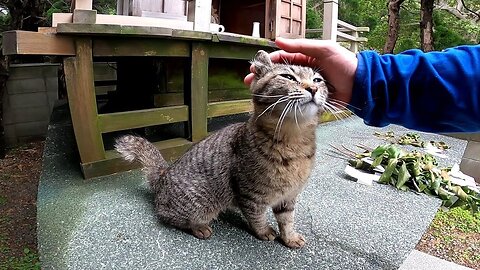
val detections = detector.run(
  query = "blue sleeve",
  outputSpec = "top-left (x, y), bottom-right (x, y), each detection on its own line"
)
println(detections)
top-left (349, 45), bottom-right (480, 133)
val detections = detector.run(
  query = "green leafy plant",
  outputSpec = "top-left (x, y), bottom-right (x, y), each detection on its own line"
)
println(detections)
top-left (348, 144), bottom-right (480, 214)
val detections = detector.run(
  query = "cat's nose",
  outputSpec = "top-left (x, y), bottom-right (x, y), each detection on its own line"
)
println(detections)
top-left (306, 86), bottom-right (318, 95)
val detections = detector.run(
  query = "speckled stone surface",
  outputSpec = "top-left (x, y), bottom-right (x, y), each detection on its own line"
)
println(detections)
top-left (38, 109), bottom-right (467, 270)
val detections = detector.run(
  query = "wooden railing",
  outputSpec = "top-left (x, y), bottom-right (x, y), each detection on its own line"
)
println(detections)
top-left (306, 20), bottom-right (369, 52)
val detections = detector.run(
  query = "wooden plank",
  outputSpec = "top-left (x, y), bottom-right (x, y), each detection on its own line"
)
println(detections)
top-left (38, 27), bottom-right (57, 33)
top-left (337, 31), bottom-right (367, 42)
top-left (207, 99), bottom-right (252, 118)
top-left (214, 32), bottom-right (276, 47)
top-left (154, 89), bottom-right (250, 107)
top-left (93, 38), bottom-right (190, 57)
top-left (190, 42), bottom-right (209, 142)
top-left (53, 13), bottom-right (194, 30)
top-left (83, 138), bottom-right (192, 178)
top-left (57, 23), bottom-right (174, 36)
top-left (98, 105), bottom-right (189, 133)
top-left (2, 31), bottom-right (75, 56)
top-left (172, 29), bottom-right (212, 41)
top-left (207, 43), bottom-right (267, 60)
top-left (64, 38), bottom-right (105, 163)
top-left (337, 20), bottom-right (370, 32)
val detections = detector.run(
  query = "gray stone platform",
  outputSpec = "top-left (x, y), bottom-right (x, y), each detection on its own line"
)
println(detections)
top-left (38, 106), bottom-right (467, 270)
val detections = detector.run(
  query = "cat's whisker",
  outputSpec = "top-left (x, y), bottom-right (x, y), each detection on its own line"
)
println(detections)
top-left (326, 101), bottom-right (355, 119)
top-left (293, 101), bottom-right (300, 129)
top-left (274, 100), bottom-right (294, 141)
top-left (252, 94), bottom-right (286, 98)
top-left (256, 96), bottom-right (289, 121)
top-left (328, 98), bottom-right (361, 111)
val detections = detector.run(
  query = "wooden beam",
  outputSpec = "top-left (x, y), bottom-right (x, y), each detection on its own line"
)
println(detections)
top-left (64, 38), bottom-right (105, 163)
top-left (52, 13), bottom-right (194, 30)
top-left (207, 99), bottom-right (252, 118)
top-left (98, 105), bottom-right (189, 133)
top-left (92, 38), bottom-right (190, 57)
top-left (208, 43), bottom-right (262, 60)
top-left (57, 23), bottom-right (174, 36)
top-left (2, 31), bottom-right (75, 55)
top-left (83, 138), bottom-right (192, 178)
top-left (190, 42), bottom-right (209, 142)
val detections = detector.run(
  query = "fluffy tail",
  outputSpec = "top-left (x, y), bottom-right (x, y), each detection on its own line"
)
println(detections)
top-left (115, 135), bottom-right (168, 190)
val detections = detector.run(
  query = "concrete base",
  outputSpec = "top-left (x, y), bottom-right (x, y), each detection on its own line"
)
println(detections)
top-left (38, 107), bottom-right (468, 269)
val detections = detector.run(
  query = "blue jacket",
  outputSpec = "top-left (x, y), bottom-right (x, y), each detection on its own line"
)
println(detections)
top-left (350, 45), bottom-right (480, 133)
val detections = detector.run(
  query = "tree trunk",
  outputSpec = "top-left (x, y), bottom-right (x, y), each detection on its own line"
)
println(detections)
top-left (383, 0), bottom-right (405, 54)
top-left (421, 0), bottom-right (435, 52)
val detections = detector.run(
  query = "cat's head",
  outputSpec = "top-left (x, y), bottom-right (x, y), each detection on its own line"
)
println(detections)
top-left (250, 50), bottom-right (328, 121)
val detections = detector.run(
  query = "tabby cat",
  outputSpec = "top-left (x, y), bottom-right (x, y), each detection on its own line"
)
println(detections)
top-left (115, 50), bottom-right (329, 248)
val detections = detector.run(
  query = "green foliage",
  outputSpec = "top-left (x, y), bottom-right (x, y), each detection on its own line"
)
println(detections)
top-left (0, 248), bottom-right (41, 270)
top-left (433, 10), bottom-right (480, 50)
top-left (432, 207), bottom-right (480, 234)
top-left (306, 2), bottom-right (322, 30)
top-left (307, 0), bottom-right (479, 53)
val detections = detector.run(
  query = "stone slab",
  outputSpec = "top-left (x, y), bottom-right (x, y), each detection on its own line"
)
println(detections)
top-left (399, 250), bottom-right (473, 270)
top-left (38, 112), bottom-right (468, 270)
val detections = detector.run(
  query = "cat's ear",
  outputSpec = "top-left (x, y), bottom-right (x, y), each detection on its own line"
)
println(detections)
top-left (252, 50), bottom-right (273, 77)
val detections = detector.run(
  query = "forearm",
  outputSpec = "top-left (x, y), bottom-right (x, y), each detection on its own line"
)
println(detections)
top-left (350, 45), bottom-right (480, 132)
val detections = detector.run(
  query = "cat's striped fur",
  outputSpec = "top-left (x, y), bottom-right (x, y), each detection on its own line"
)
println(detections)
top-left (115, 50), bottom-right (329, 248)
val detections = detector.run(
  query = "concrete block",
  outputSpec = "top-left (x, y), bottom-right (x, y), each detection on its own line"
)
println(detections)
top-left (4, 124), bottom-right (17, 145)
top-left (14, 121), bottom-right (49, 138)
top-left (460, 158), bottom-right (480, 183)
top-left (3, 106), bottom-right (50, 125)
top-left (7, 78), bottom-right (46, 94)
top-left (47, 91), bottom-right (59, 111)
top-left (463, 141), bottom-right (480, 160)
top-left (9, 64), bottom-right (59, 79)
top-left (9, 92), bottom-right (48, 109)
top-left (45, 77), bottom-right (59, 94)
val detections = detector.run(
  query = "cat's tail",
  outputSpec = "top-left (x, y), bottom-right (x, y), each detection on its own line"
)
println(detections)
top-left (115, 135), bottom-right (168, 189)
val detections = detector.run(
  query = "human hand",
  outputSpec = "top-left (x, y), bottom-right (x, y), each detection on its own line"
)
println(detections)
top-left (244, 37), bottom-right (358, 104)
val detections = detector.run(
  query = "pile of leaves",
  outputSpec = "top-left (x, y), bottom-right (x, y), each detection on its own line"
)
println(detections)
top-left (344, 137), bottom-right (480, 214)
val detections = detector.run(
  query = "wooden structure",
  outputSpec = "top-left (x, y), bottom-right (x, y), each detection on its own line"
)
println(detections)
top-left (2, 0), bottom-right (359, 179)
top-left (3, 0), bottom-right (285, 178)
top-left (310, 0), bottom-right (369, 52)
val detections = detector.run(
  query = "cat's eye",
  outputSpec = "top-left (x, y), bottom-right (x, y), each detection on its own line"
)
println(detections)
top-left (313, 78), bottom-right (324, 83)
top-left (280, 74), bottom-right (298, 82)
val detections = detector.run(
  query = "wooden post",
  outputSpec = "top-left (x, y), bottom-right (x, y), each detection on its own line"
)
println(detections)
top-left (74, 0), bottom-right (93, 10)
top-left (190, 42), bottom-right (208, 142)
top-left (187, 0), bottom-right (212, 31)
top-left (64, 38), bottom-right (105, 163)
top-left (322, 0), bottom-right (338, 41)
top-left (350, 31), bottom-right (359, 53)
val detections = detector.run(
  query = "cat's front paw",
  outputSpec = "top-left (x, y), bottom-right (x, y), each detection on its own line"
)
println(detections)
top-left (255, 226), bottom-right (277, 241)
top-left (191, 225), bottom-right (213, 239)
top-left (282, 232), bottom-right (306, 249)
